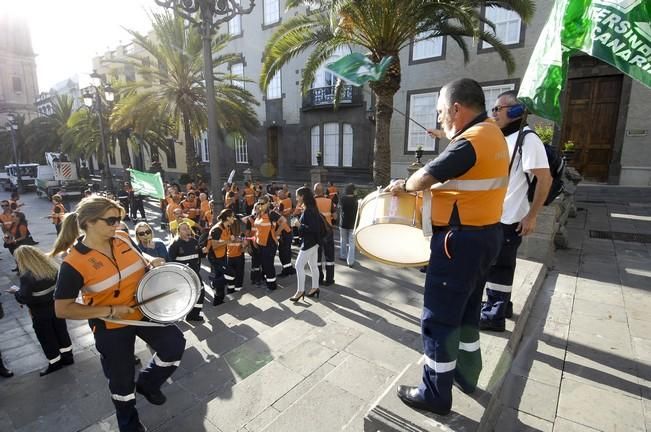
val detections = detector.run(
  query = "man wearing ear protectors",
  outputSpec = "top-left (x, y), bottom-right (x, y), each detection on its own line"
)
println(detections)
top-left (480, 90), bottom-right (552, 332)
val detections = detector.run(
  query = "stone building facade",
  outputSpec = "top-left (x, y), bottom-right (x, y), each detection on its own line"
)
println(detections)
top-left (92, 1), bottom-right (651, 185)
top-left (0, 11), bottom-right (39, 125)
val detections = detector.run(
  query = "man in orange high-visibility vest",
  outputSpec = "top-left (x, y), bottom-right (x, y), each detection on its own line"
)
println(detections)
top-left (387, 78), bottom-right (508, 416)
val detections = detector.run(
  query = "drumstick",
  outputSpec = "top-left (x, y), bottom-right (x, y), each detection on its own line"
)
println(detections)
top-left (133, 288), bottom-right (177, 307)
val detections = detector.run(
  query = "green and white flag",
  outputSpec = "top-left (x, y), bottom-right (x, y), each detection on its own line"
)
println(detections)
top-left (325, 53), bottom-right (393, 86)
top-left (519, 0), bottom-right (651, 123)
top-left (128, 169), bottom-right (165, 199)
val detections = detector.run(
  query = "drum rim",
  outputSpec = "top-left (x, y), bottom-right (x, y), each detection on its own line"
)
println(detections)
top-left (137, 263), bottom-right (201, 323)
top-left (359, 190), bottom-right (419, 206)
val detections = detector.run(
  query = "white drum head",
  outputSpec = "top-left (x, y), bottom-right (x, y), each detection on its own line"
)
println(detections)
top-left (136, 263), bottom-right (201, 323)
top-left (356, 225), bottom-right (430, 267)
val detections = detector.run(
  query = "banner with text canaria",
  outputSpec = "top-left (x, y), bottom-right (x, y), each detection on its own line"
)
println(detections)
top-left (519, 0), bottom-right (651, 123)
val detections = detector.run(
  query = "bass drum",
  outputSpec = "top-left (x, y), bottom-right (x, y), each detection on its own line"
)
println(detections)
top-left (136, 263), bottom-right (201, 323)
top-left (354, 190), bottom-right (430, 267)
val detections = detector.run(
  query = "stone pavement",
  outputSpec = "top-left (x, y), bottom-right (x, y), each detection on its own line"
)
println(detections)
top-left (495, 185), bottom-right (651, 432)
top-left (0, 185), bottom-right (649, 432)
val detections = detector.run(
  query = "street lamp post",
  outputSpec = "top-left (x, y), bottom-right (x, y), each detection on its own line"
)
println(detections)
top-left (154, 0), bottom-right (255, 207)
top-left (82, 72), bottom-right (115, 192)
top-left (6, 114), bottom-right (22, 194)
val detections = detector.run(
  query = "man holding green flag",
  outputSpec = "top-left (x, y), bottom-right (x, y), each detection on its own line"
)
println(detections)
top-left (519, 0), bottom-right (651, 122)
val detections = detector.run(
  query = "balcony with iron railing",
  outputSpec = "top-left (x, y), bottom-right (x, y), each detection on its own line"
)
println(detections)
top-left (302, 85), bottom-right (363, 110)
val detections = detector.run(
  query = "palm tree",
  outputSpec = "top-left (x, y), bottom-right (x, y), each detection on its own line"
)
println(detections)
top-left (23, 94), bottom-right (75, 156)
top-left (261, 0), bottom-right (535, 186)
top-left (62, 108), bottom-right (106, 162)
top-left (110, 11), bottom-right (259, 180)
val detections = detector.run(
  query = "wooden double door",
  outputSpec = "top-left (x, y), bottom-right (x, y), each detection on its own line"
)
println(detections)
top-left (560, 74), bottom-right (623, 182)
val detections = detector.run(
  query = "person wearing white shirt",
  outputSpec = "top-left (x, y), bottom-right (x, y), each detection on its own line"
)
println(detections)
top-left (480, 90), bottom-right (553, 332)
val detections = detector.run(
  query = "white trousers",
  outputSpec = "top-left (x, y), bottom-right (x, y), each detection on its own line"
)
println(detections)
top-left (295, 244), bottom-right (320, 292)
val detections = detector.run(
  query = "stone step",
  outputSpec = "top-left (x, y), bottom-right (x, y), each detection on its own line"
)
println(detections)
top-left (363, 259), bottom-right (547, 432)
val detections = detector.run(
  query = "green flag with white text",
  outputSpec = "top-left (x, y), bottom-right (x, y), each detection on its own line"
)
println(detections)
top-left (325, 53), bottom-right (393, 86)
top-left (519, 0), bottom-right (651, 123)
top-left (128, 169), bottom-right (165, 199)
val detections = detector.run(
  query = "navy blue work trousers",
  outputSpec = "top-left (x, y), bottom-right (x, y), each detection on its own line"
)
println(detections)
top-left (482, 223), bottom-right (522, 321)
top-left (91, 319), bottom-right (186, 432)
top-left (419, 226), bottom-right (502, 411)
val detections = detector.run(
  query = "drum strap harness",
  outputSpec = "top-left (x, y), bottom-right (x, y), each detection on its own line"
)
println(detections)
top-left (421, 191), bottom-right (433, 237)
top-left (104, 318), bottom-right (169, 327)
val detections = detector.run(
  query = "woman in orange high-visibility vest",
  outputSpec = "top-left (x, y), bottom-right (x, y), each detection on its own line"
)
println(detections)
top-left (49, 194), bottom-right (66, 234)
top-left (51, 196), bottom-right (185, 432)
top-left (253, 195), bottom-right (281, 291)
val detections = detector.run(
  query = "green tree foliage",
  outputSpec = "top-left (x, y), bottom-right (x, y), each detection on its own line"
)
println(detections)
top-left (261, 0), bottom-right (535, 186)
top-left (110, 11), bottom-right (259, 180)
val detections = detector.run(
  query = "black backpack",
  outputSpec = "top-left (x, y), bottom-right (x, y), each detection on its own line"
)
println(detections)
top-left (510, 129), bottom-right (565, 206)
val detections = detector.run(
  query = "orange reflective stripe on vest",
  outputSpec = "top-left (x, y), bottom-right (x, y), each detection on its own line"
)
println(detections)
top-left (254, 213), bottom-right (277, 246)
top-left (430, 120), bottom-right (508, 227)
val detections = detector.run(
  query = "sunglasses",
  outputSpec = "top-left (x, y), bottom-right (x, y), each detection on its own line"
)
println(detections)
top-left (97, 216), bottom-right (122, 226)
top-left (137, 230), bottom-right (152, 236)
top-left (491, 105), bottom-right (516, 113)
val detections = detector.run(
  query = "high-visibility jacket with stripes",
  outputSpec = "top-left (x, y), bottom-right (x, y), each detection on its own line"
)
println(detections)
top-left (430, 120), bottom-right (509, 226)
top-left (62, 231), bottom-right (146, 329)
top-left (279, 198), bottom-right (292, 217)
top-left (208, 224), bottom-right (230, 259)
top-left (316, 196), bottom-right (334, 226)
top-left (254, 213), bottom-right (278, 246)
top-left (200, 200), bottom-right (210, 220)
top-left (227, 234), bottom-right (244, 258)
top-left (243, 187), bottom-right (255, 206)
top-left (168, 237), bottom-right (202, 275)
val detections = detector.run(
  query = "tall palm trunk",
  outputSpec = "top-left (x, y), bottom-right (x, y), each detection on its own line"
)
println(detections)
top-left (182, 113), bottom-right (197, 180)
top-left (370, 55), bottom-right (401, 187)
top-left (373, 90), bottom-right (395, 186)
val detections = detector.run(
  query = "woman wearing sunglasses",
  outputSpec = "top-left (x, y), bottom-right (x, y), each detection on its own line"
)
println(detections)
top-left (51, 196), bottom-right (185, 432)
top-left (134, 222), bottom-right (169, 262)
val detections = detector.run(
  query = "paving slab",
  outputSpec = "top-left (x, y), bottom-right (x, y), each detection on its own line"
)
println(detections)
top-left (556, 378), bottom-right (645, 432)
top-left (262, 381), bottom-right (365, 432)
top-left (500, 373), bottom-right (560, 422)
top-left (552, 417), bottom-right (603, 432)
top-left (205, 361), bottom-right (303, 432)
top-left (271, 363), bottom-right (336, 412)
top-left (494, 406), bottom-right (554, 432)
top-left (324, 354), bottom-right (395, 401)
